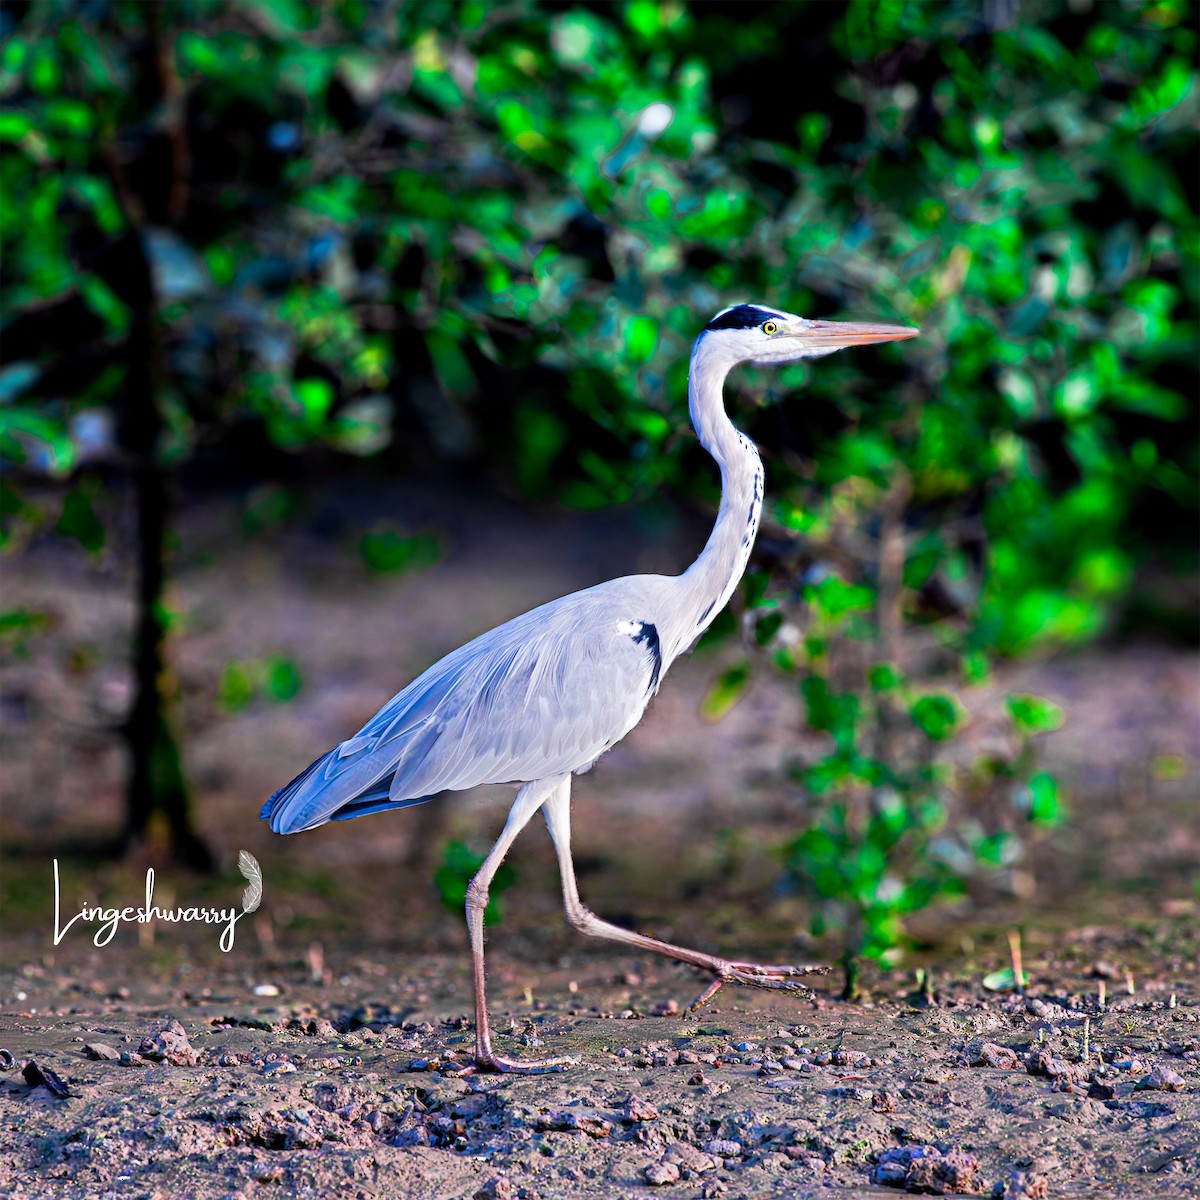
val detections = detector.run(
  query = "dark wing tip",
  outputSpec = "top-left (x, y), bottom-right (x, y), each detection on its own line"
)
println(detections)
top-left (260, 752), bottom-right (327, 833)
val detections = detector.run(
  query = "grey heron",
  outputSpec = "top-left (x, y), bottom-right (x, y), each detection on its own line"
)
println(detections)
top-left (263, 304), bottom-right (918, 1072)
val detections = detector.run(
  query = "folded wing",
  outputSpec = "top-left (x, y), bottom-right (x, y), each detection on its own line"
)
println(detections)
top-left (261, 583), bottom-right (663, 834)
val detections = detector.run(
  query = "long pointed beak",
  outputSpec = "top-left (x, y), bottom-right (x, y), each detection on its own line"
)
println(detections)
top-left (793, 319), bottom-right (920, 348)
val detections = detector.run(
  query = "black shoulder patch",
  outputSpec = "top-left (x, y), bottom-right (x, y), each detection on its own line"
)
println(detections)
top-left (632, 621), bottom-right (663, 692)
top-left (705, 304), bottom-right (778, 332)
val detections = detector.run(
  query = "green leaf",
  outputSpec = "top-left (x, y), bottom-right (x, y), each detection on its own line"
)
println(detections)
top-left (801, 676), bottom-right (860, 751)
top-left (868, 663), bottom-right (904, 692)
top-left (909, 693), bottom-right (961, 741)
top-left (293, 378), bottom-right (334, 428)
top-left (264, 655), bottom-right (303, 703)
top-left (624, 314), bottom-right (658, 364)
top-left (806, 575), bottom-right (875, 621)
top-left (0, 408), bottom-right (76, 475)
top-left (56, 487), bottom-right (105, 553)
top-left (45, 98), bottom-right (94, 136)
top-left (1027, 772), bottom-right (1062, 825)
top-left (701, 663), bottom-right (750, 721)
top-left (434, 841), bottom-right (515, 925)
top-left (753, 610), bottom-right (784, 647)
top-left (359, 526), bottom-right (440, 575)
top-left (982, 966), bottom-right (1028, 992)
top-left (219, 662), bottom-right (255, 713)
top-left (0, 111), bottom-right (33, 142)
top-left (1006, 694), bottom-right (1064, 735)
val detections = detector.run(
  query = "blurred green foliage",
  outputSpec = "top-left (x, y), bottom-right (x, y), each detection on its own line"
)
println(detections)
top-left (435, 839), bottom-right (515, 926)
top-left (1, 1), bottom-right (1195, 956)
top-left (218, 654), bottom-right (303, 713)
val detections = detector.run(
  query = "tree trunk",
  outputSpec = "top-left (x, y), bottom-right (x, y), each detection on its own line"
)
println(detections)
top-left (111, 229), bottom-right (212, 871)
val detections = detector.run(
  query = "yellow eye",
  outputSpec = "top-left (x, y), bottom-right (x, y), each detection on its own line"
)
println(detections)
top-left (762, 321), bottom-right (778, 335)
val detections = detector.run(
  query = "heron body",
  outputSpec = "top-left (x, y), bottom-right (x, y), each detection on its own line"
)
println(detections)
top-left (263, 304), bottom-right (918, 1072)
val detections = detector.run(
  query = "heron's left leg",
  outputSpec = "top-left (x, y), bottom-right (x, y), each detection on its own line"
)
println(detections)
top-left (463, 774), bottom-right (576, 1075)
top-left (543, 779), bottom-right (827, 1007)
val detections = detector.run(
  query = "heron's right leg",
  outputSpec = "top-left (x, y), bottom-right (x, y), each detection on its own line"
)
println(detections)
top-left (543, 779), bottom-right (827, 1007)
top-left (463, 774), bottom-right (576, 1075)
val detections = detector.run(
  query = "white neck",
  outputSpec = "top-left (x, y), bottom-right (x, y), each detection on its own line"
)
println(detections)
top-left (667, 337), bottom-right (764, 658)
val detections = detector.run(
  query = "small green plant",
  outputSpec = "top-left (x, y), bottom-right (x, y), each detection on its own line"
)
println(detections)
top-left (434, 841), bottom-right (516, 926)
top-left (729, 480), bottom-right (1065, 999)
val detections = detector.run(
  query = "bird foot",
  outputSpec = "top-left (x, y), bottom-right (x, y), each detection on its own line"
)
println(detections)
top-left (450, 1049), bottom-right (577, 1075)
top-left (687, 959), bottom-right (829, 1010)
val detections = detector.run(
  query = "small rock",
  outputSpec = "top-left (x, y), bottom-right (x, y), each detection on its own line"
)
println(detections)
top-left (663, 1142), bottom-right (718, 1176)
top-left (644, 1160), bottom-right (681, 1186)
top-left (535, 1111), bottom-right (613, 1138)
top-left (623, 1095), bottom-right (659, 1123)
top-left (253, 983), bottom-right (281, 997)
top-left (974, 1042), bottom-right (1020, 1070)
top-left (871, 1145), bottom-right (983, 1194)
top-left (138, 1019), bottom-right (199, 1067)
top-left (21, 1061), bottom-right (71, 1098)
top-left (704, 1138), bottom-right (743, 1157)
top-left (1024, 1050), bottom-right (1086, 1083)
top-left (1001, 1169), bottom-right (1049, 1199)
top-left (261, 1060), bottom-right (297, 1076)
top-left (83, 1043), bottom-right (121, 1061)
top-left (1135, 1064), bottom-right (1185, 1092)
top-left (473, 1178), bottom-right (516, 1200)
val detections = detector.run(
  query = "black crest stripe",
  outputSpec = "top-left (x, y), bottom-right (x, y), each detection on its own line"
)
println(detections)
top-left (705, 305), bottom-right (780, 332)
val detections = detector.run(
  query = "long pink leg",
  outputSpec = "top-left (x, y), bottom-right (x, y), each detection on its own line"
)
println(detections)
top-left (462, 775), bottom-right (576, 1074)
top-left (542, 779), bottom-right (827, 1007)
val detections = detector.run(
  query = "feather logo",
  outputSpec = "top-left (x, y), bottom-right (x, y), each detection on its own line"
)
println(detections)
top-left (238, 850), bottom-right (263, 913)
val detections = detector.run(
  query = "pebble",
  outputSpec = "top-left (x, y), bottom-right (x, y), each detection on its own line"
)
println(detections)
top-left (83, 1043), bottom-right (121, 1061)
top-left (1135, 1064), bottom-right (1185, 1092)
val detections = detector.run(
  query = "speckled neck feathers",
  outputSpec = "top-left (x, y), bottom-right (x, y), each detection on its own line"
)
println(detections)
top-left (668, 334), bottom-right (765, 657)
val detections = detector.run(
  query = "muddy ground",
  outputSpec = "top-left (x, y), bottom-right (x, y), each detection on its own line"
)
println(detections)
top-left (1, 927), bottom-right (1198, 1200)
top-left (2, 477), bottom-right (1198, 1198)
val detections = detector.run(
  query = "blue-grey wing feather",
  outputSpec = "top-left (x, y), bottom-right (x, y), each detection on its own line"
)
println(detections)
top-left (262, 579), bottom-right (667, 834)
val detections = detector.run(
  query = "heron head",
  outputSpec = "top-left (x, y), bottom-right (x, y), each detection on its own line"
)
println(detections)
top-left (701, 304), bottom-right (919, 366)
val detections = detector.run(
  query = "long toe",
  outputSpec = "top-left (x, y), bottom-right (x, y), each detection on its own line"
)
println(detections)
top-left (725, 960), bottom-right (830, 978)
top-left (469, 1051), bottom-right (577, 1075)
